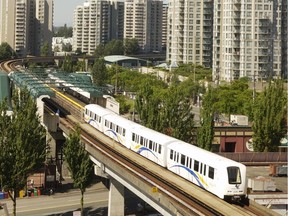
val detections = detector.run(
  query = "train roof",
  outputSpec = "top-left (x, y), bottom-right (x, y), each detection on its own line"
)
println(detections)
top-left (85, 104), bottom-right (114, 116)
top-left (104, 113), bottom-right (140, 129)
top-left (167, 141), bottom-right (245, 168)
top-left (132, 126), bottom-right (178, 146)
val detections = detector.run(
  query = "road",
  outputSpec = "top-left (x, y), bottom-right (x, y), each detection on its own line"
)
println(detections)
top-left (1, 184), bottom-right (109, 216)
top-left (0, 181), bottom-right (158, 216)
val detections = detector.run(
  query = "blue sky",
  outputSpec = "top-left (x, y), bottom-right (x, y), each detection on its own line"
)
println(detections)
top-left (54, 0), bottom-right (84, 26)
top-left (54, 0), bottom-right (169, 27)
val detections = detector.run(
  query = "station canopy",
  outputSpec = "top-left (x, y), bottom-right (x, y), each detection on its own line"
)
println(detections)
top-left (9, 69), bottom-right (104, 99)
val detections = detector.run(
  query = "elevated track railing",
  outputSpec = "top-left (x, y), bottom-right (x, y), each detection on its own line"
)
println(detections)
top-left (218, 152), bottom-right (287, 165)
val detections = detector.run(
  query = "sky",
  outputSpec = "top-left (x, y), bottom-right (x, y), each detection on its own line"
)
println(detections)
top-left (54, 0), bottom-right (169, 27)
top-left (54, 0), bottom-right (84, 26)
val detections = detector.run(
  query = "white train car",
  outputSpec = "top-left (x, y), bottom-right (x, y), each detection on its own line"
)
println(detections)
top-left (102, 113), bottom-right (140, 148)
top-left (130, 126), bottom-right (173, 167)
top-left (166, 142), bottom-right (247, 201)
top-left (84, 104), bottom-right (114, 132)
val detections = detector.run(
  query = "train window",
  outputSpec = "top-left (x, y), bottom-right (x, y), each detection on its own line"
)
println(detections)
top-left (181, 155), bottom-right (185, 165)
top-left (85, 109), bottom-right (88, 115)
top-left (116, 125), bottom-right (119, 133)
top-left (208, 167), bottom-right (214, 179)
top-left (140, 136), bottom-right (143, 145)
top-left (149, 140), bottom-right (153, 149)
top-left (132, 133), bottom-right (135, 141)
top-left (170, 150), bottom-right (174, 160)
top-left (105, 120), bottom-right (108, 127)
top-left (204, 164), bottom-right (206, 175)
top-left (94, 114), bottom-right (96, 120)
top-left (158, 144), bottom-right (161, 154)
top-left (99, 117), bottom-right (101, 123)
top-left (176, 152), bottom-right (179, 162)
top-left (200, 163), bottom-right (203, 174)
top-left (227, 167), bottom-right (241, 184)
top-left (194, 160), bottom-right (199, 172)
top-left (123, 129), bottom-right (126, 136)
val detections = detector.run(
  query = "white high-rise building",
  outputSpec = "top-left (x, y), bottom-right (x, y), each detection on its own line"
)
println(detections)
top-left (73, 0), bottom-right (124, 55)
top-left (124, 0), bottom-right (163, 53)
top-left (166, 0), bottom-right (213, 68)
top-left (0, 0), bottom-right (53, 56)
top-left (212, 0), bottom-right (287, 82)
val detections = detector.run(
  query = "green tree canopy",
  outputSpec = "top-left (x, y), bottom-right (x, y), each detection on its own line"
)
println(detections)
top-left (92, 58), bottom-right (108, 86)
top-left (197, 87), bottom-right (215, 150)
top-left (0, 90), bottom-right (47, 216)
top-left (61, 55), bottom-right (74, 72)
top-left (0, 42), bottom-right (14, 60)
top-left (63, 125), bottom-right (94, 216)
top-left (104, 39), bottom-right (124, 55)
top-left (124, 38), bottom-right (140, 55)
top-left (252, 80), bottom-right (287, 152)
top-left (54, 24), bottom-right (73, 38)
top-left (40, 41), bottom-right (50, 56)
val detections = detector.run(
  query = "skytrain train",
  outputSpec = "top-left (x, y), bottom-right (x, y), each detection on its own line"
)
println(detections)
top-left (84, 104), bottom-right (247, 202)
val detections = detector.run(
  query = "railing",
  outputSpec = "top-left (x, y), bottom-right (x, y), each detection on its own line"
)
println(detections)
top-left (218, 152), bottom-right (287, 165)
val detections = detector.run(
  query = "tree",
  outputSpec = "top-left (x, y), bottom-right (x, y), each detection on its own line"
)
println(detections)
top-left (40, 41), bottom-right (50, 56)
top-left (124, 38), bottom-right (139, 55)
top-left (197, 87), bottom-right (215, 150)
top-left (94, 44), bottom-right (105, 59)
top-left (92, 58), bottom-right (108, 86)
top-left (61, 55), bottom-right (73, 72)
top-left (104, 39), bottom-right (124, 55)
top-left (63, 125), bottom-right (94, 216)
top-left (252, 80), bottom-right (287, 152)
top-left (54, 24), bottom-right (73, 38)
top-left (0, 42), bottom-right (14, 60)
top-left (0, 90), bottom-right (47, 216)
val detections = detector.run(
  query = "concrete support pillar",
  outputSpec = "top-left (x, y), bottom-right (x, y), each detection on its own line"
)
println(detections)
top-left (108, 178), bottom-right (124, 216)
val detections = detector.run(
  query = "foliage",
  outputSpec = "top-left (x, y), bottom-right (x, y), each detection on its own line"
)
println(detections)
top-left (197, 87), bottom-right (215, 150)
top-left (135, 77), bottom-right (196, 143)
top-left (40, 41), bottom-right (50, 56)
top-left (0, 42), bottom-right (15, 60)
top-left (173, 64), bottom-right (213, 81)
top-left (92, 58), bottom-right (108, 86)
top-left (113, 70), bottom-right (167, 93)
top-left (252, 80), bottom-right (287, 152)
top-left (63, 125), bottom-right (94, 216)
top-left (213, 78), bottom-right (253, 121)
top-left (115, 94), bottom-right (131, 115)
top-left (61, 55), bottom-right (74, 72)
top-left (104, 39), bottom-right (124, 56)
top-left (54, 24), bottom-right (73, 38)
top-left (124, 38), bottom-right (140, 55)
top-left (0, 89), bottom-right (47, 216)
top-left (94, 44), bottom-right (105, 59)
top-left (160, 86), bottom-right (195, 143)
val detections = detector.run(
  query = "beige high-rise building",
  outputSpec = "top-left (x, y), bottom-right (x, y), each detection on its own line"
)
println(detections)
top-left (162, 3), bottom-right (168, 51)
top-left (0, 0), bottom-right (53, 57)
top-left (212, 0), bottom-right (287, 82)
top-left (166, 0), bottom-right (213, 68)
top-left (124, 0), bottom-right (163, 53)
top-left (73, 0), bottom-right (124, 55)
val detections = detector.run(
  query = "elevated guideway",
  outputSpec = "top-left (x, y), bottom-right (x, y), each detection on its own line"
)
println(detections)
top-left (2, 57), bottom-right (282, 216)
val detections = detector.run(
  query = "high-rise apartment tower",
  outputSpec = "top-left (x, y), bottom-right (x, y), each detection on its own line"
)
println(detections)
top-left (73, 0), bottom-right (124, 55)
top-left (166, 0), bottom-right (213, 68)
top-left (0, 0), bottom-right (53, 56)
top-left (212, 0), bottom-right (287, 82)
top-left (124, 0), bottom-right (163, 53)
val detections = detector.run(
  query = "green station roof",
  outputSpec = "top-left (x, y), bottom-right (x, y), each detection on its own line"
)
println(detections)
top-left (9, 72), bottom-right (55, 98)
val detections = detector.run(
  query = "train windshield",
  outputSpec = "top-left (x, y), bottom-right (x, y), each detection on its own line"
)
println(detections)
top-left (227, 167), bottom-right (242, 184)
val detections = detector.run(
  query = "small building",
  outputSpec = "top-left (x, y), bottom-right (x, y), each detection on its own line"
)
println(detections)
top-left (104, 55), bottom-right (148, 68)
